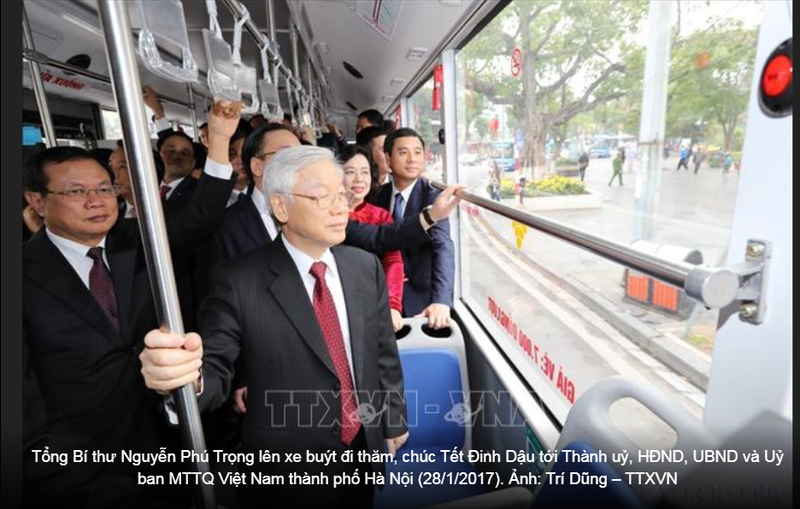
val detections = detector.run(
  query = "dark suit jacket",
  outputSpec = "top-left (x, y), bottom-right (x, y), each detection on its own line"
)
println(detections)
top-left (377, 178), bottom-right (455, 316)
top-left (24, 230), bottom-right (159, 444)
top-left (23, 228), bottom-right (169, 507)
top-left (197, 238), bottom-right (407, 476)
top-left (163, 174), bottom-right (198, 210)
top-left (163, 173), bottom-right (235, 329)
top-left (24, 331), bottom-right (145, 509)
top-left (203, 191), bottom-right (432, 274)
top-left (207, 193), bottom-right (269, 266)
top-left (23, 172), bottom-right (232, 505)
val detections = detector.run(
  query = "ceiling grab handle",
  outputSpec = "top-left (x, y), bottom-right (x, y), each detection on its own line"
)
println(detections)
top-left (230, 4), bottom-right (260, 115)
top-left (284, 69), bottom-right (296, 125)
top-left (202, 0), bottom-right (240, 102)
top-left (258, 40), bottom-right (283, 121)
top-left (135, 0), bottom-right (198, 83)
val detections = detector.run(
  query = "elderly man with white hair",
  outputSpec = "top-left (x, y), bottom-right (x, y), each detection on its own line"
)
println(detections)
top-left (140, 146), bottom-right (408, 508)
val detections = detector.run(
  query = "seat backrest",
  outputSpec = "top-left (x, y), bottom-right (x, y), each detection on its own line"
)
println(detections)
top-left (532, 441), bottom-right (646, 509)
top-left (396, 318), bottom-right (471, 451)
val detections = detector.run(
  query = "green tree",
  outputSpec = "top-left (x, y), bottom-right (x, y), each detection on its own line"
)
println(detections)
top-left (463, 0), bottom-right (648, 177)
top-left (666, 20), bottom-right (758, 152)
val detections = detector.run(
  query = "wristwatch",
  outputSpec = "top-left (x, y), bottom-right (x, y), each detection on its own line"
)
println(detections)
top-left (422, 205), bottom-right (437, 227)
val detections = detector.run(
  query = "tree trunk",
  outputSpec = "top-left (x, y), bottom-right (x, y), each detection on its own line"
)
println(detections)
top-left (722, 117), bottom-right (736, 152)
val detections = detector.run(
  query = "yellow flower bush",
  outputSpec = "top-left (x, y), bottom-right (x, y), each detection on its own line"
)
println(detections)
top-left (535, 175), bottom-right (585, 195)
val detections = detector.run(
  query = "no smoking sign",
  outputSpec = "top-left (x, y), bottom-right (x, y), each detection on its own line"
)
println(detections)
top-left (511, 47), bottom-right (523, 77)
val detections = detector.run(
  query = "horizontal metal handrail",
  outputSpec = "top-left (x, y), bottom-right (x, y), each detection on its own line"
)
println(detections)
top-left (221, 0), bottom-right (317, 108)
top-left (22, 48), bottom-right (204, 109)
top-left (430, 181), bottom-right (758, 312)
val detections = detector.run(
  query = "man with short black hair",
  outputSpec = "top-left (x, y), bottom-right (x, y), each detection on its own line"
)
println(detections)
top-left (156, 130), bottom-right (198, 206)
top-left (357, 125), bottom-right (391, 186)
top-left (378, 128), bottom-right (455, 329)
top-left (22, 101), bottom-right (242, 506)
top-left (140, 146), bottom-right (409, 508)
top-left (227, 119), bottom-right (253, 206)
top-left (357, 108), bottom-right (384, 133)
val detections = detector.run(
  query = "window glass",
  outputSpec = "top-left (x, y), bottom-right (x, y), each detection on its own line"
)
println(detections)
top-left (455, 0), bottom-right (763, 433)
top-left (408, 77), bottom-right (445, 182)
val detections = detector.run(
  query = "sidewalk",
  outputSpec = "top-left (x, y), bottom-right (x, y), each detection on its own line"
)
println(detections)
top-left (473, 193), bottom-right (717, 391)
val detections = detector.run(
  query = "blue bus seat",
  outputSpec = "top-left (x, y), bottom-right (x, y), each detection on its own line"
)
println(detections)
top-left (374, 319), bottom-right (484, 509)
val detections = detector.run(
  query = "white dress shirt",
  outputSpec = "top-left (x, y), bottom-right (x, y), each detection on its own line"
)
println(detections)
top-left (227, 188), bottom-right (244, 208)
top-left (153, 116), bottom-right (171, 134)
top-left (389, 178), bottom-right (418, 219)
top-left (251, 186), bottom-right (280, 241)
top-left (46, 229), bottom-right (108, 289)
top-left (121, 201), bottom-right (136, 219)
top-left (281, 235), bottom-right (356, 389)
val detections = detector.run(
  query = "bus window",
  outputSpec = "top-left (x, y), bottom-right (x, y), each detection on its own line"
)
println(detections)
top-left (454, 0), bottom-right (765, 444)
top-left (408, 77), bottom-right (445, 182)
top-left (100, 108), bottom-right (122, 141)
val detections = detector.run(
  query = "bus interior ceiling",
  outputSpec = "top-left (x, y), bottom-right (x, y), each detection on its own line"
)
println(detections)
top-left (23, 0), bottom-right (479, 139)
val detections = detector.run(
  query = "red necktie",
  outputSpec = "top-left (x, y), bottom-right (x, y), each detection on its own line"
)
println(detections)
top-left (160, 184), bottom-right (170, 202)
top-left (309, 261), bottom-right (360, 445)
top-left (86, 247), bottom-right (121, 334)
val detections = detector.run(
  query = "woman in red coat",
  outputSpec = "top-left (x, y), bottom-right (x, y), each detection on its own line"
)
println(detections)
top-left (339, 145), bottom-right (405, 331)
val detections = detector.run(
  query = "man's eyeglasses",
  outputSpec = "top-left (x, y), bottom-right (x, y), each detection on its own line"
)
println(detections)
top-left (291, 192), bottom-right (348, 210)
top-left (46, 185), bottom-right (121, 201)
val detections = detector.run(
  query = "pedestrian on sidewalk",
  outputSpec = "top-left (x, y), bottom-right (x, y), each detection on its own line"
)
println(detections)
top-left (578, 150), bottom-right (589, 181)
top-left (676, 145), bottom-right (690, 171)
top-left (515, 173), bottom-right (527, 205)
top-left (723, 153), bottom-right (733, 175)
top-left (609, 149), bottom-right (624, 187)
top-left (693, 148), bottom-right (706, 174)
top-left (489, 161), bottom-right (502, 202)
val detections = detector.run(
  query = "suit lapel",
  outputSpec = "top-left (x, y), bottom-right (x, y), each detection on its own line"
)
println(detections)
top-left (24, 232), bottom-right (122, 344)
top-left (167, 176), bottom-right (196, 206)
top-left (333, 247), bottom-right (364, 387)
top-left (106, 231), bottom-right (137, 343)
top-left (404, 179), bottom-right (424, 219)
top-left (244, 196), bottom-right (271, 245)
top-left (266, 239), bottom-right (337, 377)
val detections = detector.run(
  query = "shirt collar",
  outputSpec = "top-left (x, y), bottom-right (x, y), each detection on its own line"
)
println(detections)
top-left (46, 228), bottom-right (107, 258)
top-left (251, 186), bottom-right (270, 215)
top-left (280, 235), bottom-right (338, 282)
top-left (392, 178), bottom-right (418, 204)
top-left (161, 176), bottom-right (185, 190)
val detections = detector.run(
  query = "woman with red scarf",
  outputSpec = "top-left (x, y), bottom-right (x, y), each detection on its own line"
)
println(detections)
top-left (339, 145), bottom-right (405, 331)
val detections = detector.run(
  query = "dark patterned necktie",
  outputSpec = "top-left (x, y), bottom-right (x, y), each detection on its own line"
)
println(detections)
top-left (160, 184), bottom-right (170, 202)
top-left (86, 247), bottom-right (120, 334)
top-left (309, 261), bottom-right (360, 444)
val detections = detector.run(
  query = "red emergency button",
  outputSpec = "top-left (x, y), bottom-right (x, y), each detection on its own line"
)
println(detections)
top-left (758, 38), bottom-right (792, 117)
top-left (762, 54), bottom-right (792, 97)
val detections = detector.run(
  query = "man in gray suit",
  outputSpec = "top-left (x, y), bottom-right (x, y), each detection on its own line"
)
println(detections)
top-left (141, 146), bottom-right (408, 508)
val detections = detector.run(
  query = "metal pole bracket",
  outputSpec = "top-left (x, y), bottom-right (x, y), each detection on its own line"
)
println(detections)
top-left (684, 239), bottom-right (770, 324)
top-left (734, 239), bottom-right (771, 324)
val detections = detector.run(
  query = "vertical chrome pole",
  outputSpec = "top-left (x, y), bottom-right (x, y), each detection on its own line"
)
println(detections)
top-left (22, 4), bottom-right (57, 147)
top-left (441, 50), bottom-right (462, 300)
top-left (95, 2), bottom-right (215, 508)
top-left (290, 24), bottom-right (300, 80)
top-left (635, 0), bottom-right (673, 241)
top-left (267, 0), bottom-right (280, 84)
